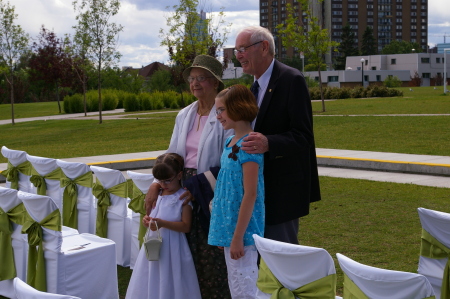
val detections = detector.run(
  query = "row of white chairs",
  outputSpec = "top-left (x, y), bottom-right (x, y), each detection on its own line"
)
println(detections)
top-left (1, 146), bottom-right (154, 269)
top-left (254, 207), bottom-right (449, 299)
top-left (0, 187), bottom-right (118, 299)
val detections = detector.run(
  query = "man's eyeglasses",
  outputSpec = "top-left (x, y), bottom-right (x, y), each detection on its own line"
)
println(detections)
top-left (160, 176), bottom-right (177, 185)
top-left (234, 41), bottom-right (263, 55)
top-left (215, 108), bottom-right (226, 116)
top-left (187, 75), bottom-right (213, 83)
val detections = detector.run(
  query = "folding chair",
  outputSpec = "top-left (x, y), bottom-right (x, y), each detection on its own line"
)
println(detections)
top-left (418, 207), bottom-right (450, 299)
top-left (14, 277), bottom-right (81, 299)
top-left (0, 187), bottom-right (28, 299)
top-left (90, 165), bottom-right (131, 267)
top-left (337, 253), bottom-right (435, 299)
top-left (253, 234), bottom-right (337, 299)
top-left (1, 146), bottom-right (32, 192)
top-left (18, 191), bottom-right (119, 299)
top-left (26, 155), bottom-right (63, 212)
top-left (126, 171), bottom-right (154, 269)
top-left (57, 160), bottom-right (95, 234)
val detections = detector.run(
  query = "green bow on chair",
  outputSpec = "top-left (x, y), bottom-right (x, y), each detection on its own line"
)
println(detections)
top-left (93, 180), bottom-right (128, 238)
top-left (0, 203), bottom-right (27, 281)
top-left (60, 171), bottom-right (93, 229)
top-left (30, 167), bottom-right (62, 196)
top-left (22, 209), bottom-right (61, 292)
top-left (1, 161), bottom-right (32, 190)
top-left (127, 180), bottom-right (147, 247)
top-left (421, 228), bottom-right (450, 299)
top-left (256, 258), bottom-right (337, 299)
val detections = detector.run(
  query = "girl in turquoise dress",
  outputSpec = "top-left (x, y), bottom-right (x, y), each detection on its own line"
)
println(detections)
top-left (208, 85), bottom-right (265, 298)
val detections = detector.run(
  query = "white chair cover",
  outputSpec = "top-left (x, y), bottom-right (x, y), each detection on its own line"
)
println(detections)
top-left (0, 187), bottom-right (27, 299)
top-left (418, 207), bottom-right (450, 299)
top-left (126, 171), bottom-right (154, 269)
top-left (1, 146), bottom-right (32, 192)
top-left (57, 160), bottom-right (96, 234)
top-left (18, 191), bottom-right (119, 299)
top-left (90, 165), bottom-right (131, 267)
top-left (26, 155), bottom-right (63, 212)
top-left (14, 277), bottom-right (81, 299)
top-left (337, 253), bottom-right (435, 299)
top-left (253, 234), bottom-right (336, 299)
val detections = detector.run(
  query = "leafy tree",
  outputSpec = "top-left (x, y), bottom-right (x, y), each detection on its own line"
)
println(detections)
top-left (29, 26), bottom-right (75, 113)
top-left (281, 56), bottom-right (304, 72)
top-left (383, 75), bottom-right (402, 88)
top-left (148, 69), bottom-right (174, 92)
top-left (361, 26), bottom-right (376, 56)
top-left (101, 66), bottom-right (144, 93)
top-left (0, 0), bottom-right (29, 124)
top-left (73, 0), bottom-right (123, 123)
top-left (334, 23), bottom-right (359, 70)
top-left (159, 0), bottom-right (231, 105)
top-left (381, 40), bottom-right (421, 54)
top-left (277, 1), bottom-right (339, 112)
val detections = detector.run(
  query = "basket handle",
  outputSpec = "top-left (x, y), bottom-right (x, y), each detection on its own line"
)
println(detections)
top-left (149, 219), bottom-right (161, 240)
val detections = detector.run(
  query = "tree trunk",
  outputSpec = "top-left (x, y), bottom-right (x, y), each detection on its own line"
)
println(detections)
top-left (56, 84), bottom-right (62, 113)
top-left (318, 67), bottom-right (326, 112)
top-left (98, 66), bottom-right (102, 124)
top-left (83, 72), bottom-right (87, 116)
top-left (10, 72), bottom-right (15, 125)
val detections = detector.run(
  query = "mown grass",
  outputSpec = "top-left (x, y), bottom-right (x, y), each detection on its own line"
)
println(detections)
top-left (0, 102), bottom-right (63, 120)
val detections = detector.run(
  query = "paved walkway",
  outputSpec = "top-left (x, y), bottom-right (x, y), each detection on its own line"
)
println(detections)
top-left (1, 111), bottom-right (449, 188)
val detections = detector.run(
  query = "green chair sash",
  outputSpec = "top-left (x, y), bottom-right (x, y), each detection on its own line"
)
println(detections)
top-left (30, 167), bottom-right (62, 196)
top-left (60, 171), bottom-right (93, 229)
top-left (342, 273), bottom-right (370, 299)
top-left (1, 161), bottom-right (32, 190)
top-left (0, 203), bottom-right (27, 281)
top-left (93, 180), bottom-right (128, 238)
top-left (127, 180), bottom-right (147, 247)
top-left (421, 228), bottom-right (450, 298)
top-left (256, 258), bottom-right (336, 299)
top-left (22, 209), bottom-right (61, 292)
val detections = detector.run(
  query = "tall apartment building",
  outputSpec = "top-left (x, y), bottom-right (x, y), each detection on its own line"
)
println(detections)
top-left (260, 0), bottom-right (428, 66)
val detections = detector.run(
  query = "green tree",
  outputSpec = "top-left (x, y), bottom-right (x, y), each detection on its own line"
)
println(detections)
top-left (277, 1), bottom-right (339, 112)
top-left (381, 40), bottom-right (421, 54)
top-left (334, 23), bottom-right (359, 70)
top-left (361, 26), bottom-right (377, 55)
top-left (383, 75), bottom-right (402, 88)
top-left (148, 69), bottom-right (174, 92)
top-left (72, 0), bottom-right (124, 123)
top-left (159, 0), bottom-right (231, 103)
top-left (0, 0), bottom-right (29, 125)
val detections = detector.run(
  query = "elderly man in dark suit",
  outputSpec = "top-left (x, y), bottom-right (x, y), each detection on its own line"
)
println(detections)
top-left (236, 26), bottom-right (321, 244)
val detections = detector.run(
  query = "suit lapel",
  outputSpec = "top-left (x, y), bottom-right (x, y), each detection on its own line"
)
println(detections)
top-left (255, 60), bottom-right (280, 131)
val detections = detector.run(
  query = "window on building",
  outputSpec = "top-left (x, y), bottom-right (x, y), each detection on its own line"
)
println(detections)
top-left (372, 66), bottom-right (377, 70)
top-left (367, 4), bottom-right (373, 8)
top-left (365, 60), bottom-right (368, 66)
top-left (421, 12), bottom-right (427, 16)
top-left (422, 73), bottom-right (430, 78)
top-left (328, 76), bottom-right (339, 82)
top-left (348, 4), bottom-right (358, 8)
top-left (376, 75), bottom-right (381, 81)
top-left (396, 32), bottom-right (402, 36)
top-left (396, 12), bottom-right (402, 16)
top-left (396, 5), bottom-right (402, 9)
top-left (314, 77), bottom-right (319, 82)
top-left (436, 57), bottom-right (441, 63)
top-left (391, 59), bottom-right (396, 64)
top-left (368, 11), bottom-right (374, 15)
top-left (411, 12), bottom-right (417, 16)
top-left (411, 5), bottom-right (417, 9)
top-left (411, 18), bottom-right (417, 23)
top-left (421, 57), bottom-right (430, 63)
top-left (396, 25), bottom-right (402, 29)
top-left (364, 75), bottom-right (369, 82)
top-left (261, 2), bottom-right (268, 6)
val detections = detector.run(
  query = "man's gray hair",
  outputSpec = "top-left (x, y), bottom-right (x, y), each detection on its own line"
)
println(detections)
top-left (239, 26), bottom-right (275, 56)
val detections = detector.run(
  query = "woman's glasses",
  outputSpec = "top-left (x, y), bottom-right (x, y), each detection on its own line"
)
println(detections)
top-left (228, 144), bottom-right (240, 161)
top-left (215, 108), bottom-right (225, 116)
top-left (187, 75), bottom-right (213, 83)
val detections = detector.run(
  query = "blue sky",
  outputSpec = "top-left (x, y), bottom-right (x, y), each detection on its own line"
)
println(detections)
top-left (13, 0), bottom-right (450, 68)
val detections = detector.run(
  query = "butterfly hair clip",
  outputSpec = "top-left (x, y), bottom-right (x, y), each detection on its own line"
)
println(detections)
top-left (228, 144), bottom-right (239, 161)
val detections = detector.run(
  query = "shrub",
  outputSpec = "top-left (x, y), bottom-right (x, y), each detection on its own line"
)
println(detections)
top-left (123, 93), bottom-right (140, 112)
top-left (138, 93), bottom-right (152, 111)
top-left (102, 90), bottom-right (119, 111)
top-left (383, 75), bottom-right (402, 88)
top-left (63, 94), bottom-right (84, 113)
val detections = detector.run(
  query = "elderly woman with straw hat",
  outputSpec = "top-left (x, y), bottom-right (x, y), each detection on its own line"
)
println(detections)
top-left (145, 55), bottom-right (232, 298)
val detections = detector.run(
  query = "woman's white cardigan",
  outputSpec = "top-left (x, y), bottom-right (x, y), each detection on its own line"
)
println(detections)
top-left (167, 101), bottom-right (233, 174)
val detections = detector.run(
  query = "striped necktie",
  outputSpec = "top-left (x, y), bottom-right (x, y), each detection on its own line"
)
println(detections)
top-left (250, 80), bottom-right (259, 102)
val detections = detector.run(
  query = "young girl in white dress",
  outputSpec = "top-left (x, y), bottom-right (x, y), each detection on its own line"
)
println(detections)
top-left (126, 153), bottom-right (201, 299)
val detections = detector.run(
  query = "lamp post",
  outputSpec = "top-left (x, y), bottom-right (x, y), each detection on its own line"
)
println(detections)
top-left (444, 49), bottom-right (450, 94)
top-left (360, 58), bottom-right (365, 87)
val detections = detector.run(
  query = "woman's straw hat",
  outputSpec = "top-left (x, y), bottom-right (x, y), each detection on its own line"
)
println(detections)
top-left (183, 55), bottom-right (225, 91)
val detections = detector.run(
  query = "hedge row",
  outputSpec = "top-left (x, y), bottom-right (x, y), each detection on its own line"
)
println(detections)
top-left (309, 86), bottom-right (403, 100)
top-left (63, 90), bottom-right (197, 113)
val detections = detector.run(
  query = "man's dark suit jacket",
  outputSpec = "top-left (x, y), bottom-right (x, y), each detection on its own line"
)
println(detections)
top-left (254, 59), bottom-right (321, 225)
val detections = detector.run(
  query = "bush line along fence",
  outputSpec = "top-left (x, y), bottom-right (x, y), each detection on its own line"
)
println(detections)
top-left (63, 86), bottom-right (403, 114)
top-left (63, 89), bottom-right (197, 113)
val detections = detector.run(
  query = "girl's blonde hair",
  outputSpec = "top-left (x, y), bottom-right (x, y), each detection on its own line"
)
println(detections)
top-left (216, 84), bottom-right (258, 122)
top-left (152, 153), bottom-right (184, 180)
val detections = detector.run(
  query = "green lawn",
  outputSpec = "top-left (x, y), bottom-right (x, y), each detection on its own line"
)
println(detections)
top-left (0, 102), bottom-right (63, 120)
